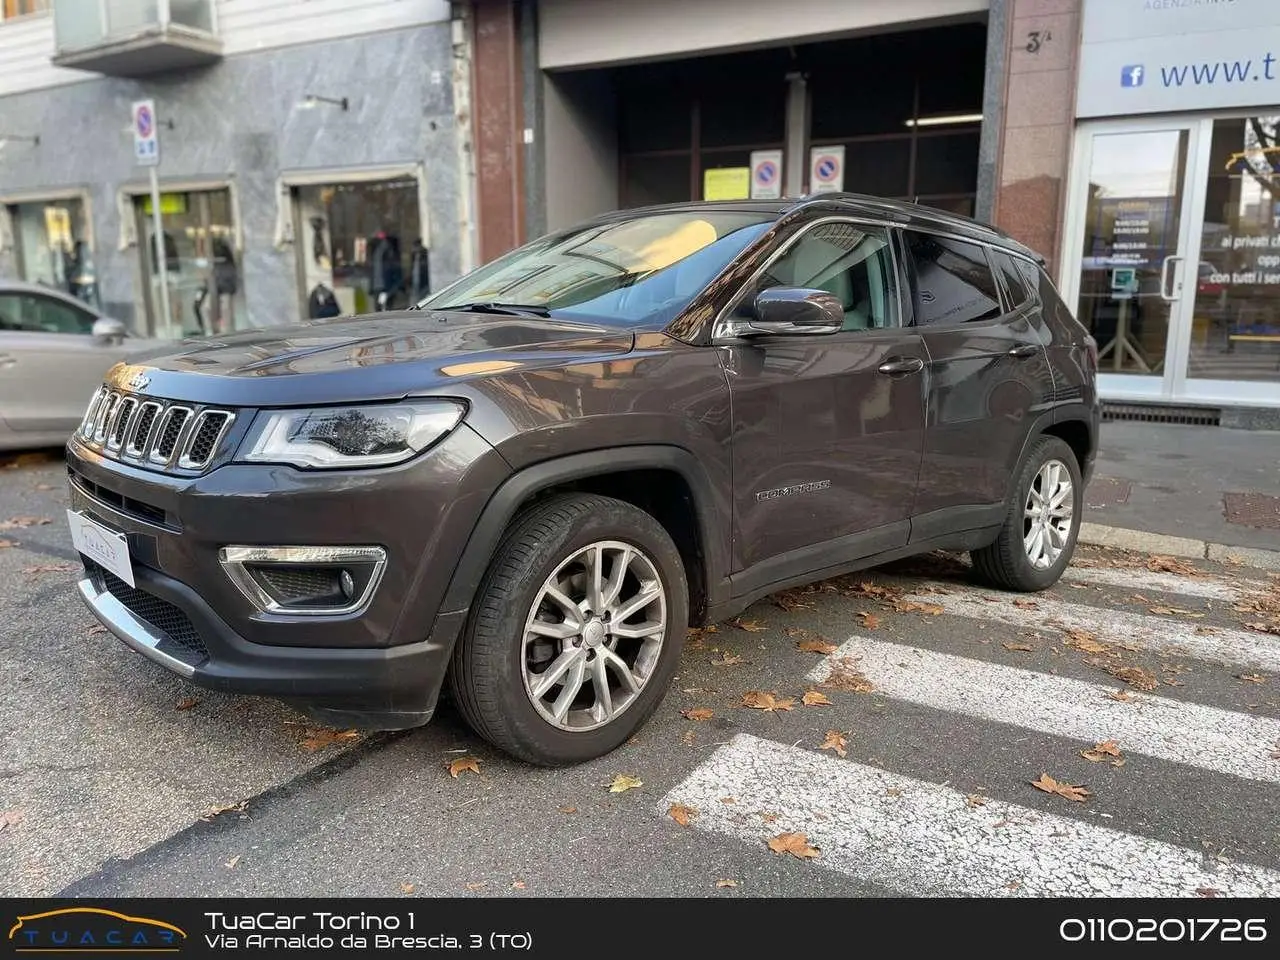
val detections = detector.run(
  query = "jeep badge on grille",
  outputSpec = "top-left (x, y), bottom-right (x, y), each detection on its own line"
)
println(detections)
top-left (125, 372), bottom-right (151, 392)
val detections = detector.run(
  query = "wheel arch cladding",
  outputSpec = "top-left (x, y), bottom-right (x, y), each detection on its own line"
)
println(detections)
top-left (1042, 419), bottom-right (1093, 472)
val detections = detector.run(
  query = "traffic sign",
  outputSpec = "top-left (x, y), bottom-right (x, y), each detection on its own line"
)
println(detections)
top-left (808, 145), bottom-right (845, 194)
top-left (132, 99), bottom-right (159, 167)
top-left (750, 150), bottom-right (783, 200)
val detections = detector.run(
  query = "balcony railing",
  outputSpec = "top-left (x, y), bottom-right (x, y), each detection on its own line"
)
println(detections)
top-left (52, 0), bottom-right (222, 77)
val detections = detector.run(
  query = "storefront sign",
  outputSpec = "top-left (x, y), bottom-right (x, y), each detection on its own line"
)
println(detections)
top-left (749, 150), bottom-right (783, 200)
top-left (1078, 0), bottom-right (1280, 118)
top-left (141, 193), bottom-right (188, 216)
top-left (132, 99), bottom-right (160, 166)
top-left (808, 146), bottom-right (845, 194)
top-left (703, 167), bottom-right (750, 201)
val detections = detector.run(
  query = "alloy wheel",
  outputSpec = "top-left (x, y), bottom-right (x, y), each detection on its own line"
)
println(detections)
top-left (1023, 459), bottom-right (1074, 570)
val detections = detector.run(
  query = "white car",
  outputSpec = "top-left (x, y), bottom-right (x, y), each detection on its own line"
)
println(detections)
top-left (0, 281), bottom-right (166, 451)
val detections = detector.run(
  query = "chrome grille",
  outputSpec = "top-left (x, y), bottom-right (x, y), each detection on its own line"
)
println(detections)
top-left (76, 387), bottom-right (235, 472)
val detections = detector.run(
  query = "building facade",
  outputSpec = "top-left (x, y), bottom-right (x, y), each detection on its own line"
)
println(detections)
top-left (0, 0), bottom-right (471, 337)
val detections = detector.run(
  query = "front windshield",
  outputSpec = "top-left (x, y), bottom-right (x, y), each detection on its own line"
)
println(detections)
top-left (420, 211), bottom-right (774, 327)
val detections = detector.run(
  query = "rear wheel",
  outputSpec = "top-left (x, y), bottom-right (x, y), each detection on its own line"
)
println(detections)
top-left (449, 493), bottom-right (688, 765)
top-left (971, 435), bottom-right (1082, 592)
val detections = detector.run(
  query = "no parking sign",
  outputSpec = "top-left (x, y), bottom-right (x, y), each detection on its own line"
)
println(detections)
top-left (749, 149), bottom-right (783, 200)
top-left (808, 145), bottom-right (845, 194)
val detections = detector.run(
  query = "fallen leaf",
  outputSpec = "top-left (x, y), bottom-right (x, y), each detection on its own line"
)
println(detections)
top-left (732, 618), bottom-right (767, 633)
top-left (767, 831), bottom-right (819, 859)
top-left (1237, 673), bottom-right (1267, 684)
top-left (885, 788), bottom-right (903, 797)
top-left (772, 590), bottom-right (814, 611)
top-left (1149, 606), bottom-right (1203, 618)
top-left (1106, 689), bottom-right (1137, 702)
top-left (681, 707), bottom-right (714, 721)
top-left (789, 629), bottom-right (837, 654)
top-left (1002, 641), bottom-right (1035, 652)
top-left (465, 882), bottom-right (486, 891)
top-left (1196, 887), bottom-right (1221, 898)
top-left (0, 516), bottom-right (50, 530)
top-left (400, 883), bottom-right (415, 894)
top-left (667, 803), bottom-right (696, 826)
top-left (858, 611), bottom-right (881, 630)
top-left (1063, 629), bottom-right (1110, 654)
top-left (1031, 773), bottom-right (1091, 802)
top-left (845, 580), bottom-right (899, 599)
top-left (761, 812), bottom-right (779, 824)
top-left (0, 539), bottom-right (15, 548)
top-left (200, 800), bottom-right (248, 821)
top-left (85, 624), bottom-right (107, 636)
top-left (892, 599), bottom-right (943, 615)
top-left (225, 856), bottom-right (241, 869)
top-left (34, 483), bottom-right (53, 491)
top-left (608, 774), bottom-right (643, 793)
top-left (965, 794), bottom-right (987, 808)
top-left (820, 657), bottom-right (876, 693)
top-left (681, 729), bottom-right (696, 745)
top-left (741, 691), bottom-right (795, 712)
top-left (1245, 621), bottom-right (1280, 636)
top-left (1104, 664), bottom-right (1160, 692)
top-left (511, 880), bottom-right (526, 890)
top-left (1148, 555), bottom-right (1202, 577)
top-left (22, 563), bottom-right (77, 575)
top-left (299, 728), bottom-right (360, 751)
top-left (819, 730), bottom-right (848, 758)
top-left (172, 697), bottom-right (198, 712)
top-left (447, 756), bottom-right (481, 779)
top-left (715, 879), bottom-right (739, 888)
top-left (801, 690), bottom-right (833, 707)
top-left (1013, 599), bottom-right (1039, 610)
top-left (719, 797), bottom-right (737, 804)
top-left (0, 810), bottom-right (24, 831)
top-left (712, 653), bottom-right (745, 666)
top-left (558, 805), bottom-right (577, 814)
top-left (1080, 740), bottom-right (1124, 765)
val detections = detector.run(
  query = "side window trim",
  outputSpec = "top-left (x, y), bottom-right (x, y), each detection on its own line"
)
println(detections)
top-left (713, 214), bottom-right (905, 339)
top-left (984, 246), bottom-right (1017, 315)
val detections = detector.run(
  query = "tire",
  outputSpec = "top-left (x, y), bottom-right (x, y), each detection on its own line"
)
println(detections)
top-left (449, 493), bottom-right (689, 766)
top-left (970, 435), bottom-right (1083, 592)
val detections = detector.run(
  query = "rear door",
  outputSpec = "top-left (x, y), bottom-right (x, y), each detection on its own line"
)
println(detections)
top-left (900, 230), bottom-right (1055, 540)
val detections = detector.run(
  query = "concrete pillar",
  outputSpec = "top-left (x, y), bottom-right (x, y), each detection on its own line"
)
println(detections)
top-left (471, 0), bottom-right (526, 263)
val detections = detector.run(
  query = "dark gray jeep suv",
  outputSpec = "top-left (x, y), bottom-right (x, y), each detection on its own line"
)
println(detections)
top-left (66, 195), bottom-right (1098, 765)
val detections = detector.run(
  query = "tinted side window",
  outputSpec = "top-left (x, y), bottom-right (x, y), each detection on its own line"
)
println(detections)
top-left (1016, 257), bottom-right (1047, 299)
top-left (991, 250), bottom-right (1034, 309)
top-left (744, 221), bottom-right (898, 331)
top-left (0, 294), bottom-right (93, 334)
top-left (905, 232), bottom-right (1002, 326)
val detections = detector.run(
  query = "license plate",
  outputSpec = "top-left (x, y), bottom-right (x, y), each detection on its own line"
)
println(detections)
top-left (67, 509), bottom-right (135, 588)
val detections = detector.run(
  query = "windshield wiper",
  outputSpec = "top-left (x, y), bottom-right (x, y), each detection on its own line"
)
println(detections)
top-left (442, 301), bottom-right (552, 317)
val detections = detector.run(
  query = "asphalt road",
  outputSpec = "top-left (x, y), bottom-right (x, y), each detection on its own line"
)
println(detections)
top-left (2, 451), bottom-right (1278, 898)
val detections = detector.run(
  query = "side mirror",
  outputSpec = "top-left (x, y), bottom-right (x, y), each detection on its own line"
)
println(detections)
top-left (92, 317), bottom-right (127, 343)
top-left (745, 287), bottom-right (843, 337)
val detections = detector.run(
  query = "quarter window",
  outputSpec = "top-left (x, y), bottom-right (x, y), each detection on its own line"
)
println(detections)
top-left (905, 231), bottom-right (1002, 326)
top-left (741, 222), bottom-right (898, 331)
top-left (991, 250), bottom-right (1034, 309)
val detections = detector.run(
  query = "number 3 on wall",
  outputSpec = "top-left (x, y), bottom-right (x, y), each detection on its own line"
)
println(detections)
top-left (1026, 30), bottom-right (1052, 54)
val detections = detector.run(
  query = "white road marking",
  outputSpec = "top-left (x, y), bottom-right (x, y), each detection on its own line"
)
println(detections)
top-left (892, 588), bottom-right (1280, 673)
top-left (1062, 566), bottom-right (1245, 601)
top-left (661, 734), bottom-right (1280, 897)
top-left (807, 638), bottom-right (1280, 784)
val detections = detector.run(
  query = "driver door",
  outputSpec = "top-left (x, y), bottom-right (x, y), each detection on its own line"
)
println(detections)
top-left (719, 219), bottom-right (928, 587)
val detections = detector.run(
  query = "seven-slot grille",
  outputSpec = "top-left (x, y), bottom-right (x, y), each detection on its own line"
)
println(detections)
top-left (78, 387), bottom-right (235, 472)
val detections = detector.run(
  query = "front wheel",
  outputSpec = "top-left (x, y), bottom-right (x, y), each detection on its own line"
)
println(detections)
top-left (449, 493), bottom-right (688, 766)
top-left (970, 436), bottom-right (1083, 592)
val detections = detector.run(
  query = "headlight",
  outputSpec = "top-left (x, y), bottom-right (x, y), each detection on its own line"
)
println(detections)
top-left (238, 400), bottom-right (466, 469)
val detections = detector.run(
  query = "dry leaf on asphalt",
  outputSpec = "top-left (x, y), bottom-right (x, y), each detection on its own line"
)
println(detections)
top-left (0, 539), bottom-right (15, 549)
top-left (965, 794), bottom-right (987, 808)
top-left (1149, 606), bottom-right (1203, 618)
top-left (1002, 641), bottom-right (1035, 652)
top-left (1031, 773), bottom-right (1091, 802)
top-left (300, 728), bottom-right (360, 751)
top-left (741, 691), bottom-right (795, 712)
top-left (465, 882), bottom-right (486, 891)
top-left (892, 599), bottom-right (944, 615)
top-left (667, 804), bottom-right (696, 826)
top-left (1148, 555), bottom-right (1202, 577)
top-left (511, 880), bottom-right (527, 889)
top-left (1237, 673), bottom-right (1267, 684)
top-left (0, 810), bottom-right (24, 831)
top-left (1080, 740), bottom-right (1124, 766)
top-left (772, 590), bottom-right (814, 611)
top-left (608, 774), bottom-right (643, 793)
top-left (400, 883), bottom-right (415, 894)
top-left (1103, 663), bottom-right (1160, 691)
top-left (1196, 887), bottom-right (1221, 898)
top-left (712, 653), bottom-right (745, 666)
top-left (858, 611), bottom-right (881, 630)
top-left (200, 800), bottom-right (248, 821)
top-left (787, 627), bottom-right (837, 654)
top-left (22, 563), bottom-right (77, 575)
top-left (175, 697), bottom-right (198, 711)
top-left (801, 690), bottom-right (832, 707)
top-left (1107, 689), bottom-right (1137, 703)
top-left (819, 730), bottom-right (848, 758)
top-left (225, 856), bottom-right (241, 869)
top-left (732, 618), bottom-right (767, 633)
top-left (1013, 599), bottom-right (1039, 610)
top-left (681, 707), bottom-right (714, 721)
top-left (767, 831), bottom-right (819, 859)
top-left (448, 756), bottom-right (481, 778)
top-left (681, 729), bottom-right (697, 745)
top-left (0, 516), bottom-right (50, 530)
top-left (558, 806), bottom-right (577, 814)
top-left (715, 879), bottom-right (739, 888)
top-left (85, 624), bottom-right (107, 636)
top-left (719, 797), bottom-right (737, 804)
top-left (821, 657), bottom-right (876, 693)
top-left (1063, 629), bottom-right (1110, 654)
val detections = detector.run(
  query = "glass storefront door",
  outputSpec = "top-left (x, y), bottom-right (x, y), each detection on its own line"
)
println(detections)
top-left (7, 197), bottom-right (99, 311)
top-left (1064, 115), bottom-right (1280, 405)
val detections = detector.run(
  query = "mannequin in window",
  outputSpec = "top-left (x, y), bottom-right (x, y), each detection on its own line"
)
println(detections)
top-left (370, 230), bottom-right (403, 311)
top-left (211, 236), bottom-right (238, 334)
top-left (409, 239), bottom-right (430, 303)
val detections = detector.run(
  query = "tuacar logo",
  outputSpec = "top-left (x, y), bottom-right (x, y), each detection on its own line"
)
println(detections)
top-left (8, 908), bottom-right (187, 953)
top-left (1121, 64), bottom-right (1145, 88)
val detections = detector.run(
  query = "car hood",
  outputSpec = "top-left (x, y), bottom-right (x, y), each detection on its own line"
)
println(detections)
top-left (104, 310), bottom-right (636, 407)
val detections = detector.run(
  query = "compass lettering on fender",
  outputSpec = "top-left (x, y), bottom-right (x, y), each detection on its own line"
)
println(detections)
top-left (755, 480), bottom-right (830, 503)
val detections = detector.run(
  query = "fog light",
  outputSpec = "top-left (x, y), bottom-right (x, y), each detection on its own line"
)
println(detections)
top-left (218, 546), bottom-right (387, 617)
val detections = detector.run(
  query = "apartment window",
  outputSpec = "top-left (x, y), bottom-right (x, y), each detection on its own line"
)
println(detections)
top-left (2, 0), bottom-right (49, 20)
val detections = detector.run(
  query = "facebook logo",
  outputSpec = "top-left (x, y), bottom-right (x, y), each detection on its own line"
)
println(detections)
top-left (1120, 65), bottom-right (1145, 88)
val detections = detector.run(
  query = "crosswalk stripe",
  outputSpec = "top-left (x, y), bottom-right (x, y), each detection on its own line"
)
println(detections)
top-left (1062, 566), bottom-right (1246, 602)
top-left (894, 588), bottom-right (1280, 673)
top-left (807, 637), bottom-right (1280, 784)
top-left (660, 734), bottom-right (1280, 897)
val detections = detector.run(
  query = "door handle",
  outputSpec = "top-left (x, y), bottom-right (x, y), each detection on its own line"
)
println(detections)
top-left (1160, 255), bottom-right (1184, 302)
top-left (1008, 343), bottom-right (1040, 359)
top-left (877, 356), bottom-right (925, 376)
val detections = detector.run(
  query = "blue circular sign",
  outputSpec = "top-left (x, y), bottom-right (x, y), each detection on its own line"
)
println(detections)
top-left (136, 105), bottom-right (153, 138)
top-left (815, 156), bottom-right (839, 182)
top-left (756, 160), bottom-right (778, 184)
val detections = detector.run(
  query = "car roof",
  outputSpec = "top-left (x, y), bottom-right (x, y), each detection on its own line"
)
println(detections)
top-left (582, 195), bottom-right (1044, 264)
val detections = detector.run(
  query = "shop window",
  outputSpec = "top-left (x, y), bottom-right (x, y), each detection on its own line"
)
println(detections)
top-left (914, 132), bottom-right (981, 197)
top-left (906, 232), bottom-right (1002, 326)
top-left (838, 140), bottom-right (912, 198)
top-left (1, 0), bottom-right (49, 20)
top-left (622, 155), bottom-right (690, 208)
top-left (8, 199), bottom-right (98, 310)
top-left (294, 178), bottom-right (424, 319)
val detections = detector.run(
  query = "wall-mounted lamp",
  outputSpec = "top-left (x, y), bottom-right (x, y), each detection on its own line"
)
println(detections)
top-left (0, 133), bottom-right (40, 147)
top-left (299, 94), bottom-right (349, 111)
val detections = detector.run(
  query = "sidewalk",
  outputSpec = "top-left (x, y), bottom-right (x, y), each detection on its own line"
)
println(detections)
top-left (1082, 421), bottom-right (1280, 569)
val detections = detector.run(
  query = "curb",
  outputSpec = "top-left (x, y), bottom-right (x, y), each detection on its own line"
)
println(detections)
top-left (1079, 522), bottom-right (1280, 571)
